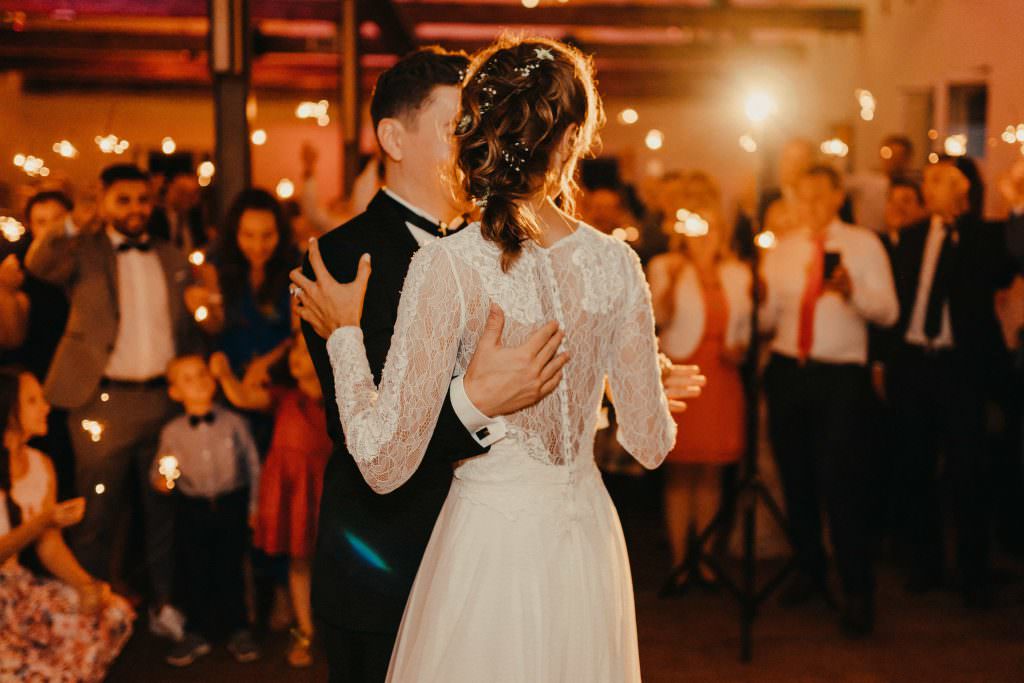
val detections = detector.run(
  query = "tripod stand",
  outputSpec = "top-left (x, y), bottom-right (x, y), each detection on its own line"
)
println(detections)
top-left (659, 200), bottom-right (796, 663)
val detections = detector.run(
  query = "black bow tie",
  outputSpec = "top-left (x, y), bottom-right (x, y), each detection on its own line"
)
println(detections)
top-left (188, 412), bottom-right (216, 428)
top-left (379, 191), bottom-right (455, 239)
top-left (117, 239), bottom-right (151, 253)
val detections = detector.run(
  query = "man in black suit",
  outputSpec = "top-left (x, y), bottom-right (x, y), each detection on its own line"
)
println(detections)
top-left (299, 49), bottom-right (572, 683)
top-left (877, 156), bottom-right (1018, 606)
top-left (148, 171), bottom-right (208, 253)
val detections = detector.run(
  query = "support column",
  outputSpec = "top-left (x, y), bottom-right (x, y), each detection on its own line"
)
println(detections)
top-left (338, 0), bottom-right (360, 198)
top-left (209, 0), bottom-right (251, 220)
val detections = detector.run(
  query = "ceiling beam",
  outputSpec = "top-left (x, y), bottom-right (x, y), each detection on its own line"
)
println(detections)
top-left (401, 4), bottom-right (862, 31)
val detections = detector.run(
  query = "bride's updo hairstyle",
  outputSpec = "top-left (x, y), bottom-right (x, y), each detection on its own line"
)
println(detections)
top-left (454, 36), bottom-right (603, 271)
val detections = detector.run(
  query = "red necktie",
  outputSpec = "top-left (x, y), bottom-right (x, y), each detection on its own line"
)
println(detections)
top-left (797, 236), bottom-right (825, 361)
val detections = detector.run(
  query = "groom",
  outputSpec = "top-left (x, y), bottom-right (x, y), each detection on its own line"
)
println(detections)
top-left (300, 48), bottom-right (702, 683)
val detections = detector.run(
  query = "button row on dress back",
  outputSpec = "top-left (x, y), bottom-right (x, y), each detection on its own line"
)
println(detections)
top-left (534, 249), bottom-right (574, 469)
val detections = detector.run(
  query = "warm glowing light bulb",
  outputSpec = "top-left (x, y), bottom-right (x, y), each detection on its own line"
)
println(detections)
top-left (0, 217), bottom-right (26, 242)
top-left (251, 129), bottom-right (267, 145)
top-left (754, 230), bottom-right (777, 250)
top-left (617, 108), bottom-right (639, 125)
top-left (738, 134), bottom-right (757, 153)
top-left (744, 91), bottom-right (777, 123)
top-left (943, 134), bottom-right (967, 157)
top-left (198, 161), bottom-right (215, 178)
top-left (194, 305), bottom-right (209, 322)
top-left (880, 145), bottom-right (893, 160)
top-left (52, 140), bottom-right (78, 158)
top-left (928, 152), bottom-right (939, 164)
top-left (820, 138), bottom-right (849, 158)
top-left (161, 137), bottom-right (177, 155)
top-left (13, 154), bottom-right (25, 167)
top-left (95, 483), bottom-right (106, 495)
top-left (645, 129), bottom-right (664, 151)
top-left (276, 178), bottom-right (295, 199)
top-left (189, 250), bottom-right (205, 266)
top-left (522, 0), bottom-right (540, 7)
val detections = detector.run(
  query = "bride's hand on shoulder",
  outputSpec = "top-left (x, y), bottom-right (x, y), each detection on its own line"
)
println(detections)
top-left (290, 238), bottom-right (371, 339)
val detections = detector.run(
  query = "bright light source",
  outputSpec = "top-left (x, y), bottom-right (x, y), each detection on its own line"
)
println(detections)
top-left (623, 226), bottom-right (639, 242)
top-left (611, 228), bottom-right (627, 241)
top-left (276, 178), bottom-right (295, 199)
top-left (880, 145), bottom-right (893, 160)
top-left (522, 0), bottom-right (539, 7)
top-left (617, 108), bottom-right (639, 125)
top-left (927, 129), bottom-right (938, 140)
top-left (820, 138), bottom-right (849, 158)
top-left (95, 134), bottom-right (129, 155)
top-left (13, 154), bottom-right (25, 167)
top-left (197, 161), bottom-right (215, 178)
top-left (296, 100), bottom-right (329, 123)
top-left (161, 137), bottom-right (177, 155)
top-left (194, 305), bottom-right (209, 322)
top-left (738, 134), bottom-right (757, 153)
top-left (855, 89), bottom-right (876, 111)
top-left (645, 129), bottom-right (664, 151)
top-left (1, 217), bottom-right (26, 242)
top-left (943, 134), bottom-right (967, 157)
top-left (1016, 124), bottom-right (1024, 142)
top-left (744, 91), bottom-right (777, 124)
top-left (928, 152), bottom-right (939, 164)
top-left (189, 250), bottom-right (205, 267)
top-left (251, 129), bottom-right (267, 145)
top-left (754, 230), bottom-right (777, 250)
top-left (860, 109), bottom-right (875, 121)
top-left (52, 140), bottom-right (78, 158)
top-left (674, 209), bottom-right (709, 237)
top-left (95, 483), bottom-right (106, 495)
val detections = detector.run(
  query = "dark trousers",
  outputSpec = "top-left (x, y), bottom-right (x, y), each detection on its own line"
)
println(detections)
top-left (320, 620), bottom-right (394, 683)
top-left (68, 384), bottom-right (176, 602)
top-left (887, 344), bottom-right (990, 589)
top-left (177, 488), bottom-right (249, 640)
top-left (765, 354), bottom-right (875, 597)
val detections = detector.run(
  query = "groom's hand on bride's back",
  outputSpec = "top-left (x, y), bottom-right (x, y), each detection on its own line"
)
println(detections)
top-left (463, 304), bottom-right (569, 418)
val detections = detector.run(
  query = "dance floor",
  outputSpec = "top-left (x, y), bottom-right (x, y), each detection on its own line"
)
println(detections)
top-left (108, 475), bottom-right (1024, 683)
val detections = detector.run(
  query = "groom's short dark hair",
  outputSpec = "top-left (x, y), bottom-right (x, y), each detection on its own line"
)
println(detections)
top-left (370, 47), bottom-right (469, 131)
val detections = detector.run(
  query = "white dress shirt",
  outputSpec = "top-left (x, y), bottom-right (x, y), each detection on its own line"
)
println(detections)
top-left (904, 214), bottom-right (954, 349)
top-left (104, 228), bottom-right (176, 381)
top-left (382, 187), bottom-right (506, 447)
top-left (761, 219), bottom-right (899, 365)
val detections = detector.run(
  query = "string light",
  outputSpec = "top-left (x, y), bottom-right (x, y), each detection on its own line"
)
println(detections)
top-left (943, 134), bottom-right (967, 157)
top-left (674, 209), bottom-right (709, 237)
top-left (52, 140), bottom-right (78, 158)
top-left (754, 230), bottom-right (777, 250)
top-left (1, 217), bottom-right (26, 243)
top-left (738, 134), bottom-right (757, 153)
top-left (928, 152), bottom-right (940, 164)
top-left (927, 129), bottom-right (939, 141)
top-left (13, 154), bottom-right (48, 177)
top-left (645, 129), bottom-right (664, 151)
top-left (81, 419), bottom-right (104, 443)
top-left (820, 138), bottom-right (850, 158)
top-left (95, 134), bottom-right (129, 155)
top-left (161, 137), bottom-right (177, 155)
top-left (617, 108), bottom-right (639, 125)
top-left (188, 250), bottom-right (205, 267)
top-left (251, 129), bottom-right (267, 145)
top-left (856, 89), bottom-right (875, 121)
top-left (1016, 124), bottom-right (1024, 143)
top-left (194, 305), bottom-right (209, 322)
top-left (94, 483), bottom-right (106, 495)
top-left (1002, 126), bottom-right (1018, 144)
top-left (100, 392), bottom-right (110, 402)
top-left (276, 178), bottom-right (295, 200)
top-left (296, 100), bottom-right (329, 127)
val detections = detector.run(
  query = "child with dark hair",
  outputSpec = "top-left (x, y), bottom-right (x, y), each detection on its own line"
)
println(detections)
top-left (153, 355), bottom-right (261, 667)
top-left (0, 367), bottom-right (134, 682)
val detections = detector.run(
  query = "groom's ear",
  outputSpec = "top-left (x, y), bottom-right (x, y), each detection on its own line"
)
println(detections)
top-left (377, 118), bottom-right (405, 164)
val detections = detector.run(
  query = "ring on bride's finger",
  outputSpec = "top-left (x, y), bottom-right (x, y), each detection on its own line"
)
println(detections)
top-left (289, 284), bottom-right (303, 298)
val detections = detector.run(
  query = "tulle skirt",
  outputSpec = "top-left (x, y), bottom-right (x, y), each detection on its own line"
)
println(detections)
top-left (387, 446), bottom-right (641, 683)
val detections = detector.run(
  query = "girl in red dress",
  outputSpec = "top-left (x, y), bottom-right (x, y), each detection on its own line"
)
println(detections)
top-left (211, 330), bottom-right (330, 668)
top-left (647, 172), bottom-right (751, 585)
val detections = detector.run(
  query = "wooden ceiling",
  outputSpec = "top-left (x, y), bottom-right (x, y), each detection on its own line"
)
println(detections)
top-left (0, 1), bottom-right (862, 97)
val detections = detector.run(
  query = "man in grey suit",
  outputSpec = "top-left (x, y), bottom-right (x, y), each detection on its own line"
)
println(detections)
top-left (25, 163), bottom-right (203, 640)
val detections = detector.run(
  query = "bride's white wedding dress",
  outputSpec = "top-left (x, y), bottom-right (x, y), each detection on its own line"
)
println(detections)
top-left (325, 221), bottom-right (675, 682)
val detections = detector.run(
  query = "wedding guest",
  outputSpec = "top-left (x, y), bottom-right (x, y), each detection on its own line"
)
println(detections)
top-left (211, 330), bottom-right (331, 668)
top-left (647, 172), bottom-right (750, 585)
top-left (24, 163), bottom-right (201, 642)
top-left (761, 165), bottom-right (898, 637)
top-left (880, 156), bottom-right (1018, 606)
top-left (0, 367), bottom-right (134, 683)
top-left (149, 171), bottom-right (208, 254)
top-left (152, 354), bottom-right (261, 666)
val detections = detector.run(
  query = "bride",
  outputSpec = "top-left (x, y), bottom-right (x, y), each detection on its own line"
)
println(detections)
top-left (292, 36), bottom-right (677, 682)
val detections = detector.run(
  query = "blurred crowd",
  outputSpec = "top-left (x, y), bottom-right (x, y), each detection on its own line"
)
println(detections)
top-left (2, 122), bottom-right (1024, 679)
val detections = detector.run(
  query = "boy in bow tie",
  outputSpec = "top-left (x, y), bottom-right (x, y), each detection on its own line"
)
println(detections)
top-left (151, 354), bottom-right (261, 667)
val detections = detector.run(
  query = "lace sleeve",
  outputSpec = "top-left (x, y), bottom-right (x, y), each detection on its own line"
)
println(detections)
top-left (607, 246), bottom-right (677, 469)
top-left (325, 243), bottom-right (464, 494)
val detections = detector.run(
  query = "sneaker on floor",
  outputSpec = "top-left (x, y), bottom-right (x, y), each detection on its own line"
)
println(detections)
top-left (166, 632), bottom-right (212, 667)
top-left (149, 604), bottom-right (186, 642)
top-left (227, 629), bottom-right (261, 663)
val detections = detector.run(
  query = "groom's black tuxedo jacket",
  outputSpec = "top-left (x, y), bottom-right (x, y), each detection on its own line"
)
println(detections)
top-left (302, 191), bottom-right (488, 634)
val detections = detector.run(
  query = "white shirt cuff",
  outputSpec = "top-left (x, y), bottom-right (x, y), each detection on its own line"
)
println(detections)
top-left (449, 375), bottom-right (507, 447)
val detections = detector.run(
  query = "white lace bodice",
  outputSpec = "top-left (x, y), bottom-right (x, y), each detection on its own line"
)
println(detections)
top-left (326, 222), bottom-right (676, 494)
